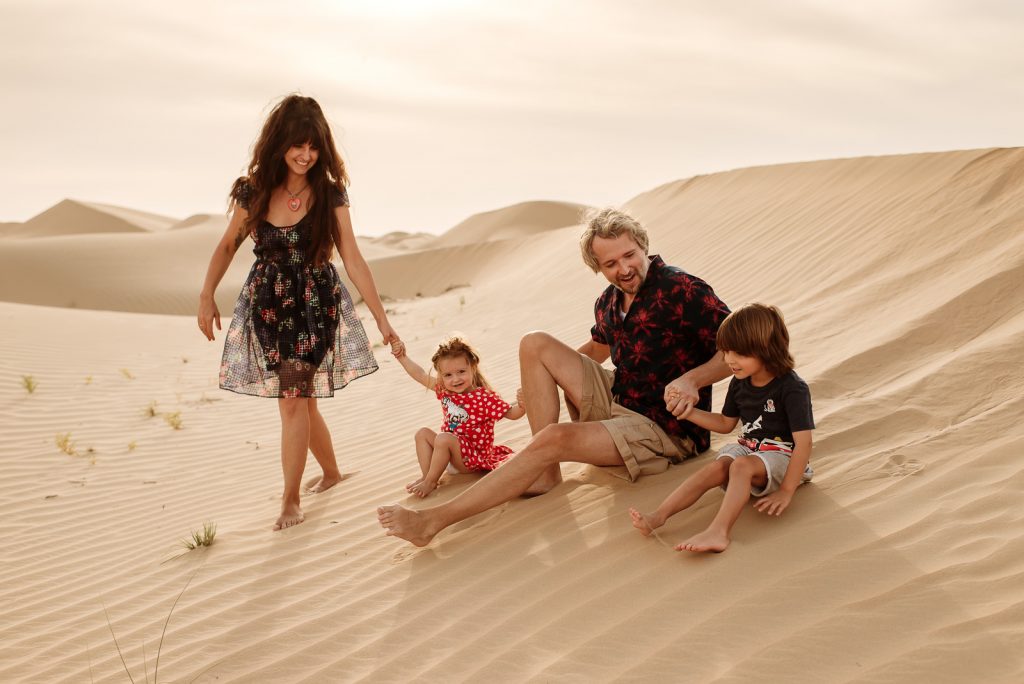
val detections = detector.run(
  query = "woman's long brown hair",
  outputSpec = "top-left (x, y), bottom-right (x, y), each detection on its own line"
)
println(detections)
top-left (230, 95), bottom-right (350, 266)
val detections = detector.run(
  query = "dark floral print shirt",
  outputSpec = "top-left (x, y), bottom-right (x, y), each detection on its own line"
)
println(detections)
top-left (590, 255), bottom-right (730, 453)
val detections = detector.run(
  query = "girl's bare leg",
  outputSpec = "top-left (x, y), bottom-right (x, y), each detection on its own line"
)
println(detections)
top-left (629, 458), bottom-right (731, 536)
top-left (407, 428), bottom-right (437, 491)
top-left (277, 397), bottom-right (311, 530)
top-left (306, 397), bottom-right (344, 493)
top-left (677, 456), bottom-right (768, 553)
top-left (410, 432), bottom-right (465, 498)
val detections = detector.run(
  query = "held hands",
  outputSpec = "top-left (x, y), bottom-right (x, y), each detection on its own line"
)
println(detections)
top-left (754, 489), bottom-right (794, 516)
top-left (378, 322), bottom-right (403, 358)
top-left (390, 338), bottom-right (406, 359)
top-left (664, 376), bottom-right (699, 418)
top-left (197, 295), bottom-right (221, 341)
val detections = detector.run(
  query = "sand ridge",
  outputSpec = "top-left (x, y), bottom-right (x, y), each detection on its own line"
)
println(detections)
top-left (1, 148), bottom-right (1022, 682)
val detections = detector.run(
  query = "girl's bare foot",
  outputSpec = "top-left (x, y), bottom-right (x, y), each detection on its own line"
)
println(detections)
top-left (377, 504), bottom-right (439, 547)
top-left (274, 503), bottom-right (305, 531)
top-left (675, 529), bottom-right (730, 553)
top-left (410, 478), bottom-right (439, 498)
top-left (405, 478), bottom-right (424, 493)
top-left (305, 473), bottom-right (344, 494)
top-left (628, 507), bottom-right (664, 537)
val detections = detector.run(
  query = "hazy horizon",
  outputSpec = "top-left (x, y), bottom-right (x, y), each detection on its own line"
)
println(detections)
top-left (2, 0), bottom-right (1023, 235)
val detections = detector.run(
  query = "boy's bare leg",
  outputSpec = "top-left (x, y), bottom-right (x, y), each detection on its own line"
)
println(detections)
top-left (407, 428), bottom-right (436, 492)
top-left (629, 458), bottom-right (731, 536)
top-left (677, 456), bottom-right (768, 553)
top-left (378, 421), bottom-right (622, 546)
top-left (306, 398), bottom-right (344, 493)
top-left (277, 397), bottom-right (310, 530)
top-left (517, 332), bottom-right (589, 493)
top-left (410, 433), bottom-right (461, 498)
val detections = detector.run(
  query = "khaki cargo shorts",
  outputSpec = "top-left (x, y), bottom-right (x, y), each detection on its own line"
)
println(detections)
top-left (565, 355), bottom-right (696, 481)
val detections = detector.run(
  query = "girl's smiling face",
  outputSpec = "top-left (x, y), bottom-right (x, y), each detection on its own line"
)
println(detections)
top-left (437, 355), bottom-right (475, 393)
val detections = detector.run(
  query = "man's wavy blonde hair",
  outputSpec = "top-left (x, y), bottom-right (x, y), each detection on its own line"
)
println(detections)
top-left (579, 208), bottom-right (650, 272)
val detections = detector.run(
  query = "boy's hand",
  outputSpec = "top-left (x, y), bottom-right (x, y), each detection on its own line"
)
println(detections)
top-left (754, 489), bottom-right (794, 516)
top-left (664, 377), bottom-right (699, 417)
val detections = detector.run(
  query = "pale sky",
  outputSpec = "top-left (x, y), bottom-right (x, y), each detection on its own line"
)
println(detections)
top-left (2, 0), bottom-right (1022, 235)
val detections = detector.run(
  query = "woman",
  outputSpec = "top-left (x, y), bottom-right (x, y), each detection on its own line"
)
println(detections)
top-left (198, 94), bottom-right (399, 530)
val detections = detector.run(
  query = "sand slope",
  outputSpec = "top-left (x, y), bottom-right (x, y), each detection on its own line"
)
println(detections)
top-left (1, 148), bottom-right (1022, 682)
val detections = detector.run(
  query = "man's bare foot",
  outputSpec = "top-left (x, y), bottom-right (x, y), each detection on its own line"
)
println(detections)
top-left (377, 504), bottom-right (439, 547)
top-left (675, 529), bottom-right (730, 553)
top-left (628, 507), bottom-right (664, 537)
top-left (409, 478), bottom-right (439, 498)
top-left (523, 466), bottom-right (562, 496)
top-left (305, 473), bottom-right (344, 494)
top-left (274, 503), bottom-right (305, 531)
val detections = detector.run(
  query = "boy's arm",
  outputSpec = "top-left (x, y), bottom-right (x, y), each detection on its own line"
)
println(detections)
top-left (678, 405), bottom-right (739, 434)
top-left (754, 430), bottom-right (812, 516)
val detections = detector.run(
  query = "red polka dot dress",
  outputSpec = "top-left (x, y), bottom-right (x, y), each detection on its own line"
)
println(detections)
top-left (436, 387), bottom-right (514, 471)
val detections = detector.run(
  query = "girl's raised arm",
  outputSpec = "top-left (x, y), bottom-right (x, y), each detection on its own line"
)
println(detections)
top-left (392, 342), bottom-right (434, 389)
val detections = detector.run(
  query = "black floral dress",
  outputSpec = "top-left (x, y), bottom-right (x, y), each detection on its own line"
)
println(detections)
top-left (219, 182), bottom-right (378, 398)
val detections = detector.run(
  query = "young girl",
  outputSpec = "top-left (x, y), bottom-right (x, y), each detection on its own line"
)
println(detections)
top-left (392, 337), bottom-right (525, 497)
top-left (197, 94), bottom-right (400, 531)
top-left (629, 303), bottom-right (814, 553)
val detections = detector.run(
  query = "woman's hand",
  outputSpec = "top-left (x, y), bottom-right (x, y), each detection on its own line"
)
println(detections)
top-left (198, 294), bottom-right (221, 341)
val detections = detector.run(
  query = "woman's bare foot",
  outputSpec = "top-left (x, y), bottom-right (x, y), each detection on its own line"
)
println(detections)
top-left (305, 473), bottom-right (344, 494)
top-left (675, 529), bottom-right (730, 553)
top-left (274, 503), bottom-right (305, 531)
top-left (409, 478), bottom-right (439, 498)
top-left (377, 504), bottom-right (439, 547)
top-left (628, 507), bottom-right (664, 537)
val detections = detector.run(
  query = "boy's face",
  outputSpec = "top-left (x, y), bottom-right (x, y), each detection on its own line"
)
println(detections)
top-left (722, 350), bottom-right (766, 380)
top-left (437, 355), bottom-right (474, 393)
top-left (591, 233), bottom-right (649, 296)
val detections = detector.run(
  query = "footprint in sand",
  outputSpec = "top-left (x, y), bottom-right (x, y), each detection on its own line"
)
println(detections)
top-left (885, 454), bottom-right (924, 477)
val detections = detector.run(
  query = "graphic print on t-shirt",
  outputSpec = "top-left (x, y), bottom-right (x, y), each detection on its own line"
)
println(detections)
top-left (442, 396), bottom-right (469, 431)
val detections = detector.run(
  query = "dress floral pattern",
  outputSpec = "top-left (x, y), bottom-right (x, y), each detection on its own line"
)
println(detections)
top-left (436, 387), bottom-right (514, 471)
top-left (219, 182), bottom-right (378, 398)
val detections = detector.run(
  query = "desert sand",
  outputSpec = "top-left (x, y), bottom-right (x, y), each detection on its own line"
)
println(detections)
top-left (1, 148), bottom-right (1022, 682)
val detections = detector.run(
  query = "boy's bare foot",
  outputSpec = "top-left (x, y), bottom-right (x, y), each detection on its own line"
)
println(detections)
top-left (675, 529), bottom-right (730, 553)
top-left (409, 478), bottom-right (439, 498)
top-left (305, 473), bottom-right (344, 494)
top-left (274, 503), bottom-right (305, 531)
top-left (628, 507), bottom-right (664, 537)
top-left (377, 504), bottom-right (438, 547)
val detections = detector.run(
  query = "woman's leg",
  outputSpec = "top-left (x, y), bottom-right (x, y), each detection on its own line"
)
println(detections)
top-left (276, 396), bottom-right (311, 530)
top-left (305, 397), bottom-right (344, 493)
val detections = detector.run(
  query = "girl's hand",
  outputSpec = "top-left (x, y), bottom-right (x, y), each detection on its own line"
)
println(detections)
top-left (198, 295), bottom-right (221, 341)
top-left (391, 339), bottom-right (406, 358)
top-left (516, 387), bottom-right (526, 409)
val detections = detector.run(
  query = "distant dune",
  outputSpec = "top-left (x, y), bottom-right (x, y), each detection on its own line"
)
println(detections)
top-left (1, 149), bottom-right (1023, 682)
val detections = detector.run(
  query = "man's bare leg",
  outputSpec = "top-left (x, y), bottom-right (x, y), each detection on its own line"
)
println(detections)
top-left (378, 421), bottom-right (622, 546)
top-left (517, 332), bottom-right (589, 493)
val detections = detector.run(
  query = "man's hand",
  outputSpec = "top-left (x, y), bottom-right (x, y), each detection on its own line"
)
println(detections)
top-left (664, 375), bottom-right (700, 417)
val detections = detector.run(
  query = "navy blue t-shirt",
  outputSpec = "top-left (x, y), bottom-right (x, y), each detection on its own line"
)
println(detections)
top-left (722, 371), bottom-right (814, 452)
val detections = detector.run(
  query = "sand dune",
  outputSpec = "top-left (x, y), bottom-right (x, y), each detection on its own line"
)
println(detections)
top-left (3, 199), bottom-right (179, 238)
top-left (430, 200), bottom-right (590, 248)
top-left (1, 148), bottom-right (1023, 682)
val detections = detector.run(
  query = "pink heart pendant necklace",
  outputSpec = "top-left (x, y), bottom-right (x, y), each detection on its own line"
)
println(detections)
top-left (285, 183), bottom-right (308, 212)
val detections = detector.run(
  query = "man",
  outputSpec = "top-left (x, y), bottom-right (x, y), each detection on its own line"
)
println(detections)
top-left (378, 208), bottom-right (731, 546)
